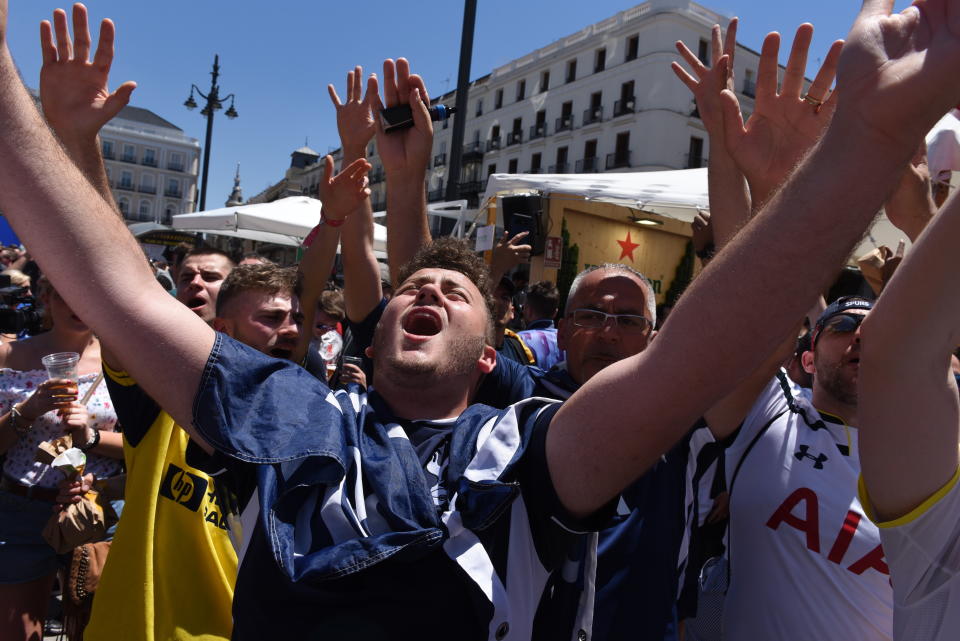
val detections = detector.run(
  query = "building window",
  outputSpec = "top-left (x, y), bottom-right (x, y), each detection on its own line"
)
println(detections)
top-left (117, 197), bottom-right (129, 215)
top-left (626, 34), bottom-right (639, 61)
top-left (143, 148), bottom-right (157, 167)
top-left (138, 199), bottom-right (152, 218)
top-left (557, 101), bottom-right (574, 131)
top-left (495, 88), bottom-right (503, 109)
top-left (166, 178), bottom-right (181, 198)
top-left (615, 81), bottom-right (636, 116)
top-left (168, 152), bottom-right (184, 172)
top-left (508, 158), bottom-right (518, 174)
top-left (578, 139), bottom-right (598, 172)
top-left (476, 98), bottom-right (483, 116)
top-left (122, 144), bottom-right (136, 163)
top-left (608, 131), bottom-right (631, 169)
top-left (516, 79), bottom-right (526, 101)
top-left (101, 140), bottom-right (114, 160)
top-left (552, 146), bottom-right (569, 173)
top-left (530, 152), bottom-right (542, 173)
top-left (163, 203), bottom-right (176, 224)
top-left (594, 48), bottom-right (606, 73)
top-left (540, 70), bottom-right (550, 93)
top-left (584, 91), bottom-right (603, 125)
top-left (487, 163), bottom-right (497, 176)
top-left (743, 69), bottom-right (756, 97)
top-left (507, 118), bottom-right (523, 146)
top-left (140, 173), bottom-right (156, 194)
top-left (687, 136), bottom-right (705, 168)
top-left (119, 170), bottom-right (133, 189)
top-left (698, 38), bottom-right (709, 65)
top-left (566, 59), bottom-right (577, 83)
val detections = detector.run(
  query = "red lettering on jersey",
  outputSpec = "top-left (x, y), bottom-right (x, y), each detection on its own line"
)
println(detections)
top-left (847, 545), bottom-right (889, 576)
top-left (827, 510), bottom-right (861, 563)
top-left (766, 487), bottom-right (821, 553)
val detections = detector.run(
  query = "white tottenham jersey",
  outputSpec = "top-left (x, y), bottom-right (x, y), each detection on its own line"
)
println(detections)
top-left (861, 467), bottom-right (960, 641)
top-left (721, 373), bottom-right (893, 640)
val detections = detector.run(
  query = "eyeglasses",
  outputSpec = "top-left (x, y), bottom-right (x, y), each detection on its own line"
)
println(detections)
top-left (814, 313), bottom-right (865, 345)
top-left (570, 308), bottom-right (651, 333)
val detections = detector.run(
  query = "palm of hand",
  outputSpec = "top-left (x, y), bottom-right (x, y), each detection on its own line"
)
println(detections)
top-left (378, 126), bottom-right (431, 171)
top-left (40, 63), bottom-right (113, 135)
top-left (838, 3), bottom-right (960, 147)
top-left (731, 106), bottom-right (825, 191)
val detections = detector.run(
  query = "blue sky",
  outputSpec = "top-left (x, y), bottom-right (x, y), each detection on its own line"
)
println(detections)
top-left (5, 0), bottom-right (912, 208)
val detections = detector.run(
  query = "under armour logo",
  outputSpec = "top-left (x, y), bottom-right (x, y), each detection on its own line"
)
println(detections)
top-left (794, 445), bottom-right (828, 469)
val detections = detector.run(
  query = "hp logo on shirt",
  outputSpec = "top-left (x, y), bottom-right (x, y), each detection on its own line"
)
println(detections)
top-left (159, 463), bottom-right (208, 511)
top-left (794, 445), bottom-right (828, 469)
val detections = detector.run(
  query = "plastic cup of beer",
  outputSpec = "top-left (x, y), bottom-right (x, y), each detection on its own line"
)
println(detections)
top-left (42, 352), bottom-right (80, 382)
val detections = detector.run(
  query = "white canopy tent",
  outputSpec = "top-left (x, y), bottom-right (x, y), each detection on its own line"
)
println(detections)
top-left (482, 170), bottom-right (908, 260)
top-left (172, 196), bottom-right (387, 254)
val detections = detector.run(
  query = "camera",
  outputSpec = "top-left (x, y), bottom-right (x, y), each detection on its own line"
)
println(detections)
top-left (0, 275), bottom-right (44, 336)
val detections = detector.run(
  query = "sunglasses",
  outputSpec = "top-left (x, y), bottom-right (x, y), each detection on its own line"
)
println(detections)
top-left (814, 313), bottom-right (865, 345)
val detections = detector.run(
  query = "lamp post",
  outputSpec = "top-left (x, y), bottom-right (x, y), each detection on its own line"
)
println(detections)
top-left (184, 54), bottom-right (238, 212)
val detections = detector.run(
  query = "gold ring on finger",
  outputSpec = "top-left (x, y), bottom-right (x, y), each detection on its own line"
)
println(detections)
top-left (803, 94), bottom-right (823, 107)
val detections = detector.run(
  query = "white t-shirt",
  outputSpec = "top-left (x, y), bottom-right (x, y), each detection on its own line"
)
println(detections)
top-left (721, 373), bottom-right (893, 640)
top-left (862, 467), bottom-right (960, 641)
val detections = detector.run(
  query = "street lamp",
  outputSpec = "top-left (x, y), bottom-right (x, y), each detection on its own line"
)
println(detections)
top-left (184, 54), bottom-right (238, 212)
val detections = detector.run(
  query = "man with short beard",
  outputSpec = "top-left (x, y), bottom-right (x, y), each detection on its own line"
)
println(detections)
top-left (703, 296), bottom-right (893, 640)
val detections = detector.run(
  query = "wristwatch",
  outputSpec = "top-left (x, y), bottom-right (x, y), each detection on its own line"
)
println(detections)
top-left (78, 428), bottom-right (101, 453)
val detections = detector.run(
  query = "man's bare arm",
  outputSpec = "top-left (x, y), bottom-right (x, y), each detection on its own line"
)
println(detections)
top-left (328, 66), bottom-right (383, 321)
top-left (0, 5), bottom-right (214, 441)
top-left (375, 58), bottom-right (432, 285)
top-left (547, 0), bottom-right (960, 518)
top-left (860, 188), bottom-right (960, 522)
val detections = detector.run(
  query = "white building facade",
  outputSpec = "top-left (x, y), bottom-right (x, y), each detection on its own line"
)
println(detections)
top-left (361, 0), bottom-right (765, 214)
top-left (101, 106), bottom-right (200, 224)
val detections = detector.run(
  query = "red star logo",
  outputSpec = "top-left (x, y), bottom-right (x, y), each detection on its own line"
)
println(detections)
top-left (617, 231), bottom-right (640, 262)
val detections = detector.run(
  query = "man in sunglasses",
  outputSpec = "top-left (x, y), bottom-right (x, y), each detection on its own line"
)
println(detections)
top-left (701, 295), bottom-right (893, 640)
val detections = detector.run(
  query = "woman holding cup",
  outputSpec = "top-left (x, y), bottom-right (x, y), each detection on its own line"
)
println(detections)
top-left (0, 279), bottom-right (122, 641)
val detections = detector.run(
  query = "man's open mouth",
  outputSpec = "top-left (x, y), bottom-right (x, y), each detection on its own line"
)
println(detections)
top-left (403, 308), bottom-right (442, 337)
top-left (186, 296), bottom-right (205, 311)
top-left (270, 347), bottom-right (293, 360)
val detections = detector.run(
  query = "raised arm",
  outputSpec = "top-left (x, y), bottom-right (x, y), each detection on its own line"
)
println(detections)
top-left (672, 18), bottom-right (750, 247)
top-left (39, 3), bottom-right (135, 203)
top-left (488, 230), bottom-right (531, 286)
top-left (721, 24), bottom-right (844, 211)
top-left (327, 66), bottom-right (383, 321)
top-left (293, 155), bottom-right (371, 363)
top-left (374, 58), bottom-right (433, 284)
top-left (0, 2), bottom-right (214, 440)
top-left (859, 175), bottom-right (960, 522)
top-left (547, 0), bottom-right (960, 517)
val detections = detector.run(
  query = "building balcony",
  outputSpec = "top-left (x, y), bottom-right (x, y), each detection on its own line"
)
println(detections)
top-left (548, 163), bottom-right (569, 174)
top-left (487, 137), bottom-right (502, 152)
top-left (433, 153), bottom-right (447, 167)
top-left (141, 158), bottom-right (158, 167)
top-left (529, 123), bottom-right (548, 140)
top-left (116, 182), bottom-right (135, 192)
top-left (167, 162), bottom-right (185, 172)
top-left (506, 131), bottom-right (523, 146)
top-left (165, 188), bottom-right (183, 198)
top-left (583, 106), bottom-right (604, 126)
top-left (606, 151), bottom-right (632, 170)
top-left (427, 185), bottom-right (445, 202)
top-left (685, 154), bottom-right (707, 169)
top-left (138, 184), bottom-right (157, 194)
top-left (614, 97), bottom-right (636, 117)
top-left (102, 149), bottom-right (115, 160)
top-left (462, 141), bottom-right (484, 160)
top-left (742, 79), bottom-right (756, 98)
top-left (458, 180), bottom-right (484, 196)
top-left (575, 156), bottom-right (599, 172)
top-left (120, 155), bottom-right (137, 164)
top-left (555, 114), bottom-right (575, 133)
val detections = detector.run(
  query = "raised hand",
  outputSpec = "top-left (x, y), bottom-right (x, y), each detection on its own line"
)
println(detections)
top-left (490, 230), bottom-right (531, 283)
top-left (327, 66), bottom-right (378, 157)
top-left (672, 18), bottom-right (739, 137)
top-left (374, 58), bottom-right (433, 176)
top-left (837, 0), bottom-right (960, 152)
top-left (720, 24), bottom-right (843, 205)
top-left (883, 143), bottom-right (936, 242)
top-left (318, 155), bottom-right (371, 222)
top-left (39, 3), bottom-right (136, 145)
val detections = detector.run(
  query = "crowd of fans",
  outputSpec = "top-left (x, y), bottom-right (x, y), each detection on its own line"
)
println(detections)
top-left (0, 1), bottom-right (958, 640)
